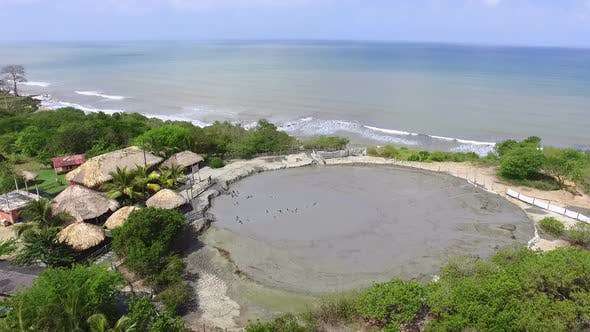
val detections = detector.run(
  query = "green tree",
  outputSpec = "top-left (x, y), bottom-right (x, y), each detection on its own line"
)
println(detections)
top-left (20, 198), bottom-right (71, 228)
top-left (15, 126), bottom-right (50, 157)
top-left (104, 167), bottom-right (145, 203)
top-left (134, 125), bottom-right (193, 158)
top-left (0, 265), bottom-right (124, 331)
top-left (111, 208), bottom-right (186, 277)
top-left (133, 165), bottom-right (161, 194)
top-left (13, 226), bottom-right (75, 267)
top-left (543, 147), bottom-right (586, 188)
top-left (499, 145), bottom-right (545, 179)
top-left (158, 164), bottom-right (185, 189)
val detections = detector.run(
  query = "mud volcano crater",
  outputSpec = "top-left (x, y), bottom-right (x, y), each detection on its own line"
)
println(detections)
top-left (206, 166), bottom-right (533, 294)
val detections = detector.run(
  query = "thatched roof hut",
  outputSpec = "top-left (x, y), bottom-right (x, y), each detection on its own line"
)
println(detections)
top-left (52, 185), bottom-right (119, 222)
top-left (104, 206), bottom-right (139, 230)
top-left (58, 222), bottom-right (106, 251)
top-left (65, 146), bottom-right (163, 188)
top-left (146, 189), bottom-right (187, 210)
top-left (161, 151), bottom-right (204, 169)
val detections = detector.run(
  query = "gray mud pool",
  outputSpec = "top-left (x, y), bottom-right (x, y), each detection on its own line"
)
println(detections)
top-left (207, 166), bottom-right (533, 294)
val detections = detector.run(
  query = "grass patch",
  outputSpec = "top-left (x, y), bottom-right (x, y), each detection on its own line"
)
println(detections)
top-left (36, 169), bottom-right (67, 196)
top-left (538, 217), bottom-right (565, 237)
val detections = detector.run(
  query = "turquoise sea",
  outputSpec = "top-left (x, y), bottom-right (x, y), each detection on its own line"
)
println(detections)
top-left (2, 41), bottom-right (589, 154)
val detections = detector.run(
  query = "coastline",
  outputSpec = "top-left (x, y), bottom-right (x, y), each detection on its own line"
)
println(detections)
top-left (28, 92), bottom-right (497, 156)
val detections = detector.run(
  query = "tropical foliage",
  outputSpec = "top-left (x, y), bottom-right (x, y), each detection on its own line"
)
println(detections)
top-left (0, 265), bottom-right (124, 331)
top-left (246, 247), bottom-right (590, 332)
top-left (12, 199), bottom-right (75, 267)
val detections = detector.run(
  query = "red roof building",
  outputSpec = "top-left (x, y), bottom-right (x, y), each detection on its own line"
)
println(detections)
top-left (51, 154), bottom-right (86, 174)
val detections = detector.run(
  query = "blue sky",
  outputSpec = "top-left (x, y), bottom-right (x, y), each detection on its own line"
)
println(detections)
top-left (1, 0), bottom-right (590, 47)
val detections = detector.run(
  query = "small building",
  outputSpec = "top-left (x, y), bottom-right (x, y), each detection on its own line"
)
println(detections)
top-left (0, 190), bottom-right (41, 226)
top-left (52, 154), bottom-right (86, 174)
top-left (161, 151), bottom-right (204, 171)
top-left (52, 185), bottom-right (119, 222)
top-left (58, 222), bottom-right (106, 252)
top-left (146, 189), bottom-right (188, 210)
top-left (66, 147), bottom-right (162, 188)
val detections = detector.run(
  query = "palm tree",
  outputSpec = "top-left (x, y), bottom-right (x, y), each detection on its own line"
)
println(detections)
top-left (16, 199), bottom-right (72, 237)
top-left (132, 166), bottom-right (161, 194)
top-left (87, 314), bottom-right (136, 332)
top-left (158, 164), bottom-right (186, 189)
top-left (21, 198), bottom-right (54, 227)
top-left (104, 167), bottom-right (144, 203)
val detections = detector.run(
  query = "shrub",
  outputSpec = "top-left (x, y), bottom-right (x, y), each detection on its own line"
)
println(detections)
top-left (127, 296), bottom-right (158, 332)
top-left (209, 156), bottom-right (225, 168)
top-left (368, 145), bottom-right (401, 159)
top-left (427, 247), bottom-right (590, 331)
top-left (312, 293), bottom-right (359, 326)
top-left (112, 208), bottom-right (186, 276)
top-left (246, 314), bottom-right (307, 332)
top-left (543, 147), bottom-right (587, 188)
top-left (149, 311), bottom-right (188, 332)
top-left (302, 136), bottom-right (349, 151)
top-left (0, 265), bottom-right (123, 331)
top-left (355, 279), bottom-right (426, 330)
top-left (538, 217), bottom-right (565, 237)
top-left (566, 223), bottom-right (590, 247)
top-left (148, 255), bottom-right (186, 289)
top-left (499, 145), bottom-right (545, 179)
top-left (157, 281), bottom-right (193, 314)
top-left (14, 226), bottom-right (75, 267)
top-left (408, 150), bottom-right (431, 162)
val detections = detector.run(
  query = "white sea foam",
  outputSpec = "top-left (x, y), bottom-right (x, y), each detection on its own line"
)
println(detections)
top-left (37, 95), bottom-right (210, 127)
top-left (363, 125), bottom-right (419, 137)
top-left (20, 81), bottom-right (51, 87)
top-left (75, 90), bottom-right (126, 100)
top-left (280, 117), bottom-right (496, 155)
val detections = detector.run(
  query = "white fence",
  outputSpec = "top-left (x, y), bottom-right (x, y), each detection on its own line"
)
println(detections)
top-left (506, 189), bottom-right (590, 224)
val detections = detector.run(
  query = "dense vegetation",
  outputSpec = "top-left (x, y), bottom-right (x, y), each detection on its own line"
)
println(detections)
top-left (0, 265), bottom-right (123, 331)
top-left (12, 198), bottom-right (75, 267)
top-left (0, 265), bottom-right (187, 332)
top-left (496, 137), bottom-right (590, 191)
top-left (247, 247), bottom-right (590, 332)
top-left (0, 92), bottom-right (334, 195)
top-left (112, 208), bottom-right (191, 314)
top-left (368, 144), bottom-right (480, 163)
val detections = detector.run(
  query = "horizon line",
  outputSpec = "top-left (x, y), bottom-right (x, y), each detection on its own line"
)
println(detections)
top-left (1, 38), bottom-right (589, 51)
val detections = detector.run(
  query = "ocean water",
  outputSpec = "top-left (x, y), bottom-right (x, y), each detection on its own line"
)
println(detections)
top-left (2, 41), bottom-right (589, 154)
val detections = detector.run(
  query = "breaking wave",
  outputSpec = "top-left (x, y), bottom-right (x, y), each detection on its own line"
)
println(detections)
top-left (75, 90), bottom-right (126, 100)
